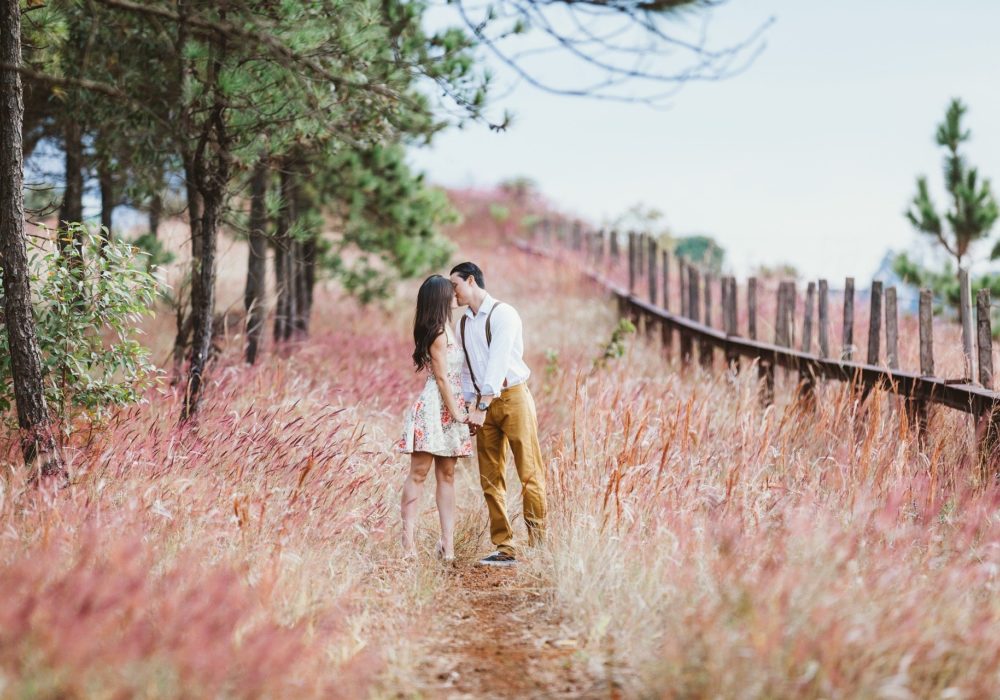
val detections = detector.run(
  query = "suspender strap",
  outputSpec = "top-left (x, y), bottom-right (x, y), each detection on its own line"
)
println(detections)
top-left (461, 302), bottom-right (505, 402)
top-left (460, 315), bottom-right (480, 399)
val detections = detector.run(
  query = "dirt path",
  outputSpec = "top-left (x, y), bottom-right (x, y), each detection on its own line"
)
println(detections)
top-left (413, 563), bottom-right (613, 699)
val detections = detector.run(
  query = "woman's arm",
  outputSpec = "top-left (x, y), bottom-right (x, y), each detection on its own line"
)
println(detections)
top-left (430, 331), bottom-right (467, 422)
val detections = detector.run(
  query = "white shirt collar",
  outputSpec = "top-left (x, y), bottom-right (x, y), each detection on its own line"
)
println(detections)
top-left (465, 293), bottom-right (496, 319)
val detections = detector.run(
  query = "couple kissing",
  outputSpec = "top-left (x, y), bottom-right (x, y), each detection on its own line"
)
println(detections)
top-left (396, 262), bottom-right (547, 567)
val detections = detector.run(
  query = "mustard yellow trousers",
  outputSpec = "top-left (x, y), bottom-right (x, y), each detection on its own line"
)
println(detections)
top-left (476, 382), bottom-right (547, 555)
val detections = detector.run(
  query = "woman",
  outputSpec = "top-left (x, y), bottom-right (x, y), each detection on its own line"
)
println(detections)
top-left (397, 274), bottom-right (472, 562)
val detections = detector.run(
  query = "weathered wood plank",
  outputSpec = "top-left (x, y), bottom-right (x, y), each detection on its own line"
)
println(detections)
top-left (818, 279), bottom-right (830, 358)
top-left (842, 277), bottom-right (855, 361)
top-left (802, 281), bottom-right (815, 354)
top-left (886, 286), bottom-right (899, 370)
top-left (868, 281), bottom-right (883, 366)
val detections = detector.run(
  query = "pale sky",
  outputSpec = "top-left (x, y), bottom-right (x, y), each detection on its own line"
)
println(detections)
top-left (408, 1), bottom-right (1000, 283)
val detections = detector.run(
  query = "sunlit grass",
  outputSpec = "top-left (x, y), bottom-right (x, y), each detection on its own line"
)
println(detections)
top-left (2, 190), bottom-right (998, 697)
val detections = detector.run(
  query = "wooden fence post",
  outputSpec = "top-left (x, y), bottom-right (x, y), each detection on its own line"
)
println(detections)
top-left (637, 233), bottom-right (646, 284)
top-left (724, 277), bottom-right (740, 371)
top-left (775, 281), bottom-right (790, 348)
top-left (842, 277), bottom-right (855, 361)
top-left (910, 288), bottom-right (934, 443)
top-left (757, 281), bottom-right (772, 405)
top-left (719, 277), bottom-right (729, 333)
top-left (798, 281), bottom-right (817, 409)
top-left (976, 288), bottom-right (999, 481)
top-left (785, 281), bottom-right (797, 349)
top-left (648, 237), bottom-right (657, 305)
top-left (704, 273), bottom-right (713, 328)
top-left (680, 262), bottom-right (696, 365)
top-left (610, 230), bottom-right (619, 261)
top-left (886, 286), bottom-right (899, 370)
top-left (679, 260), bottom-right (688, 318)
top-left (919, 289), bottom-right (934, 377)
top-left (662, 250), bottom-right (673, 360)
top-left (689, 266), bottom-right (700, 325)
top-left (644, 238), bottom-right (657, 337)
top-left (960, 267), bottom-right (976, 382)
top-left (802, 282), bottom-right (815, 354)
top-left (698, 270), bottom-right (713, 368)
top-left (627, 232), bottom-right (636, 295)
top-left (978, 288), bottom-right (993, 389)
top-left (868, 281), bottom-right (883, 366)
top-left (818, 279), bottom-right (830, 359)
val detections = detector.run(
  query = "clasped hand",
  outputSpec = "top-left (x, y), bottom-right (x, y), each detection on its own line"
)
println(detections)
top-left (464, 407), bottom-right (486, 429)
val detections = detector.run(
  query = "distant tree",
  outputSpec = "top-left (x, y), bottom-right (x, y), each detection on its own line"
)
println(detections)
top-left (905, 98), bottom-right (999, 276)
top-left (499, 176), bottom-right (538, 206)
top-left (751, 262), bottom-right (800, 280)
top-left (675, 234), bottom-right (725, 273)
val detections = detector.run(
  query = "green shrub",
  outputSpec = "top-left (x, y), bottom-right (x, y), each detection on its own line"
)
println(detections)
top-left (0, 224), bottom-right (160, 437)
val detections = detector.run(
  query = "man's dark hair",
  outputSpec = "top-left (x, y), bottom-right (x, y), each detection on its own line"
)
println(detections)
top-left (450, 262), bottom-right (485, 289)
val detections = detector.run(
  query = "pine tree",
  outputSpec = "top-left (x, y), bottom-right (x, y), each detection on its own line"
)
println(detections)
top-left (906, 98), bottom-right (999, 274)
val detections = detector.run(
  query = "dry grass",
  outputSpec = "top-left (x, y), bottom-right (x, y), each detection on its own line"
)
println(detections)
top-left (2, 190), bottom-right (998, 698)
top-left (508, 237), bottom-right (1000, 698)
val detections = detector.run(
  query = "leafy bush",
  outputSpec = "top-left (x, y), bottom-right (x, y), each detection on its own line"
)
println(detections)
top-left (0, 224), bottom-right (160, 436)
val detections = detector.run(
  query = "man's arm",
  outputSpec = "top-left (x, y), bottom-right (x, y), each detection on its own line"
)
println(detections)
top-left (480, 305), bottom-right (520, 403)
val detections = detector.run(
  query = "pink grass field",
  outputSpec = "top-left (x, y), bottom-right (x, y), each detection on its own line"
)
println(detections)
top-left (1, 188), bottom-right (999, 697)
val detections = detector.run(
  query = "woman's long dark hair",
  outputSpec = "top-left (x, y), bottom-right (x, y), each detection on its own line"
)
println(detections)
top-left (412, 274), bottom-right (453, 372)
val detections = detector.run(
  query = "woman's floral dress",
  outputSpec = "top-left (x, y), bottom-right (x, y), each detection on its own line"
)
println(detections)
top-left (397, 329), bottom-right (473, 457)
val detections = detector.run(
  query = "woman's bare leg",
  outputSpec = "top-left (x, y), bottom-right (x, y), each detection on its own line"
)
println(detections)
top-left (434, 456), bottom-right (457, 559)
top-left (401, 452), bottom-right (433, 556)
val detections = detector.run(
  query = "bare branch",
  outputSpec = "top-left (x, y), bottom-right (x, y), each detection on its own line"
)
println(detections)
top-left (450, 0), bottom-right (773, 105)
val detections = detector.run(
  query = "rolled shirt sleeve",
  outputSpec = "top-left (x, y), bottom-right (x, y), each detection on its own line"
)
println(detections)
top-left (481, 305), bottom-right (520, 398)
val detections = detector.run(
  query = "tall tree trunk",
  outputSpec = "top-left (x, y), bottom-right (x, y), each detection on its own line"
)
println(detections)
top-left (292, 175), bottom-right (310, 338)
top-left (183, 161), bottom-right (226, 420)
top-left (98, 158), bottom-right (114, 251)
top-left (182, 28), bottom-right (231, 421)
top-left (0, 0), bottom-right (63, 475)
top-left (171, 156), bottom-right (202, 384)
top-left (303, 237), bottom-right (316, 329)
top-left (293, 237), bottom-right (310, 337)
top-left (273, 163), bottom-right (292, 343)
top-left (272, 235), bottom-right (287, 342)
top-left (59, 119), bottom-right (84, 265)
top-left (284, 168), bottom-right (298, 341)
top-left (245, 157), bottom-right (268, 364)
top-left (291, 239), bottom-right (306, 338)
top-left (149, 191), bottom-right (162, 238)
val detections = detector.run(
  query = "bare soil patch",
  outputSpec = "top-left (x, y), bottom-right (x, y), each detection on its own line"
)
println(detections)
top-left (410, 563), bottom-right (614, 699)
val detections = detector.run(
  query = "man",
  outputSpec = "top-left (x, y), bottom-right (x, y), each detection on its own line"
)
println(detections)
top-left (449, 262), bottom-right (547, 567)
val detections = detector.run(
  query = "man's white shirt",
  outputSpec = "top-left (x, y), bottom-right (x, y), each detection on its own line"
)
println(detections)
top-left (455, 294), bottom-right (531, 403)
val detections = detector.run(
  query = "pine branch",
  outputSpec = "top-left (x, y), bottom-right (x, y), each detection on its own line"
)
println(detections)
top-left (91, 0), bottom-right (412, 106)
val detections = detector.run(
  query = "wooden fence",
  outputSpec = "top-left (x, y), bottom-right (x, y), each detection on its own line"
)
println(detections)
top-left (527, 222), bottom-right (1000, 478)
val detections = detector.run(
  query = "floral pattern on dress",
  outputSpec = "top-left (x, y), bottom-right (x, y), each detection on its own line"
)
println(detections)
top-left (397, 329), bottom-right (473, 457)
